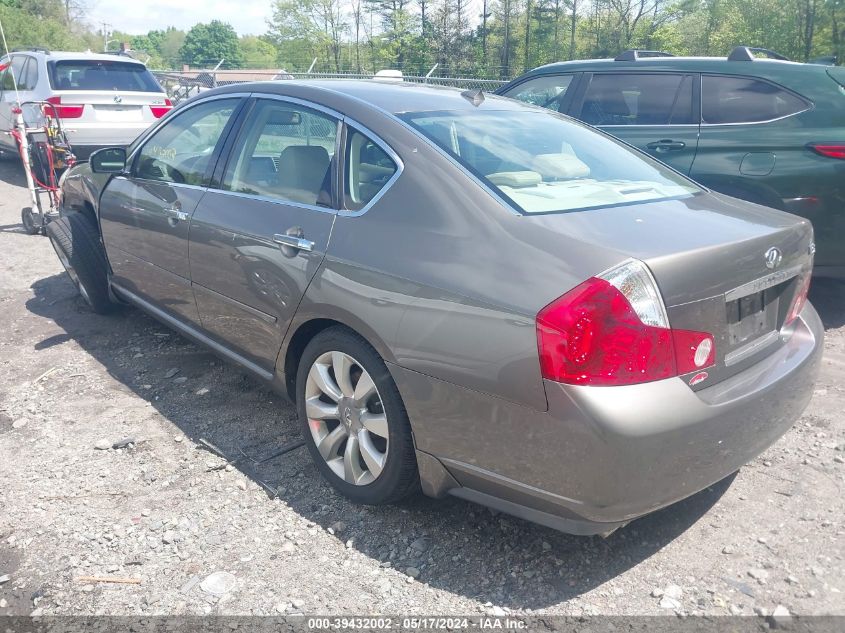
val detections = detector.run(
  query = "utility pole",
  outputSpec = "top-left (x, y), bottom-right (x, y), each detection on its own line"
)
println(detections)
top-left (101, 22), bottom-right (112, 52)
top-left (481, 0), bottom-right (491, 73)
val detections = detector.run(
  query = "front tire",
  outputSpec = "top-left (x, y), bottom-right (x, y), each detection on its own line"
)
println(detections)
top-left (46, 211), bottom-right (115, 314)
top-left (296, 327), bottom-right (419, 505)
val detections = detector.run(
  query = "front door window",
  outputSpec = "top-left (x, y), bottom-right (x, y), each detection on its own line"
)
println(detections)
top-left (134, 98), bottom-right (240, 186)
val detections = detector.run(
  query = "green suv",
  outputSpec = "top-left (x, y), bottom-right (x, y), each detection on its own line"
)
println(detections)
top-left (498, 47), bottom-right (845, 277)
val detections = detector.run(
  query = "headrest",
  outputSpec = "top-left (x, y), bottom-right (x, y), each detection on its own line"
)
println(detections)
top-left (532, 154), bottom-right (590, 179)
top-left (487, 171), bottom-right (542, 188)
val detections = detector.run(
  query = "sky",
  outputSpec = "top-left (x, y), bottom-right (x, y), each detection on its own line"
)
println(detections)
top-left (87, 0), bottom-right (487, 39)
top-left (88, 0), bottom-right (274, 37)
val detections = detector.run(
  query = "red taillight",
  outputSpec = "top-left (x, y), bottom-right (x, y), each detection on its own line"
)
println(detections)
top-left (808, 143), bottom-right (845, 159)
top-left (786, 275), bottom-right (811, 325)
top-left (537, 277), bottom-right (675, 385)
top-left (45, 96), bottom-right (84, 119)
top-left (150, 99), bottom-right (173, 119)
top-left (537, 261), bottom-right (715, 387)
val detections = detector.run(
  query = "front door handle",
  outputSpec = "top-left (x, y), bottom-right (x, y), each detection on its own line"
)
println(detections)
top-left (164, 206), bottom-right (189, 222)
top-left (273, 233), bottom-right (314, 252)
top-left (646, 140), bottom-right (686, 152)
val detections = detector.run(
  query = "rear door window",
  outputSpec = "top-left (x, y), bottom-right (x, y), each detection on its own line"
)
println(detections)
top-left (701, 76), bottom-right (809, 124)
top-left (222, 99), bottom-right (338, 207)
top-left (19, 57), bottom-right (38, 90)
top-left (3, 56), bottom-right (27, 92)
top-left (502, 74), bottom-right (576, 113)
top-left (579, 73), bottom-right (694, 126)
top-left (48, 60), bottom-right (163, 92)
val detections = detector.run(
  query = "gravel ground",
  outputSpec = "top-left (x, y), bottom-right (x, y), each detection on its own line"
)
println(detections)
top-left (0, 156), bottom-right (843, 618)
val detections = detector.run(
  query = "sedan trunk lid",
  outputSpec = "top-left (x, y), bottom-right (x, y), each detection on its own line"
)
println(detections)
top-left (526, 191), bottom-right (815, 386)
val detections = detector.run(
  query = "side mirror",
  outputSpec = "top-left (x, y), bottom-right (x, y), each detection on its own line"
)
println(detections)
top-left (90, 147), bottom-right (127, 173)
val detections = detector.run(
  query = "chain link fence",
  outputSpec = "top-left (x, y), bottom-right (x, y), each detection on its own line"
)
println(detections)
top-left (153, 70), bottom-right (506, 103)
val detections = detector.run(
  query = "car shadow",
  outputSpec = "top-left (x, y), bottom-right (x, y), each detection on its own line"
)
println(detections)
top-left (809, 277), bottom-right (845, 330)
top-left (25, 272), bottom-right (733, 610)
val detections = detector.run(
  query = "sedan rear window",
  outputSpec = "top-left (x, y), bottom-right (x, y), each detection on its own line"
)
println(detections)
top-left (401, 110), bottom-right (699, 214)
top-left (48, 60), bottom-right (163, 92)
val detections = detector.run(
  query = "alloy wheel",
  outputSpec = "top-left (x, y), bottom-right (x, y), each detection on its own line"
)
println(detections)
top-left (304, 351), bottom-right (389, 486)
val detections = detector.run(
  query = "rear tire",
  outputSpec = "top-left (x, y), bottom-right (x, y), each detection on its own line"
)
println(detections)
top-left (296, 327), bottom-right (419, 505)
top-left (46, 211), bottom-right (115, 314)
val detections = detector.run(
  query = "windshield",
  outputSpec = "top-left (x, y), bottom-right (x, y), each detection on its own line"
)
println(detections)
top-left (400, 109), bottom-right (700, 214)
top-left (48, 60), bottom-right (163, 92)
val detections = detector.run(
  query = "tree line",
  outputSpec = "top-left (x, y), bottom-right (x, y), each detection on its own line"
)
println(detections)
top-left (2, 0), bottom-right (844, 79)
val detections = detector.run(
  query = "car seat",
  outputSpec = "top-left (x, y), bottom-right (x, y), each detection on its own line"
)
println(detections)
top-left (276, 145), bottom-right (331, 206)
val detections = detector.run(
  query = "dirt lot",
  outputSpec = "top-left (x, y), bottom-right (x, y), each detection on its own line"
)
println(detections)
top-left (0, 156), bottom-right (843, 618)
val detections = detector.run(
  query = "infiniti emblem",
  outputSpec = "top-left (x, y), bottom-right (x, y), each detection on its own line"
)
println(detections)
top-left (343, 407), bottom-right (352, 426)
top-left (113, 95), bottom-right (123, 104)
top-left (764, 247), bottom-right (783, 270)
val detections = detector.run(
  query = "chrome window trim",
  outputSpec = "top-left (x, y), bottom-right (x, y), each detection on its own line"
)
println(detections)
top-left (599, 124), bottom-right (700, 129)
top-left (246, 92), bottom-right (346, 121)
top-left (699, 111), bottom-right (811, 127)
top-left (207, 187), bottom-right (337, 216)
top-left (699, 74), bottom-right (813, 126)
top-left (338, 119), bottom-right (404, 218)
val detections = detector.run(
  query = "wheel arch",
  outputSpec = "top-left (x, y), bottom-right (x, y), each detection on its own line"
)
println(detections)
top-left (279, 312), bottom-right (396, 403)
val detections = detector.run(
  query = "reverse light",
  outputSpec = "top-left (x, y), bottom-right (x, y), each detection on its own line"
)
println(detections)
top-left (786, 274), bottom-right (811, 325)
top-left (536, 259), bottom-right (715, 386)
top-left (694, 338), bottom-right (713, 367)
top-left (150, 99), bottom-right (173, 119)
top-left (673, 329), bottom-right (716, 375)
top-left (45, 96), bottom-right (84, 119)
top-left (808, 143), bottom-right (845, 159)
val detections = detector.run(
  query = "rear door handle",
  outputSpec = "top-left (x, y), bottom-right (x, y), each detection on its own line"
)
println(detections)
top-left (646, 140), bottom-right (686, 152)
top-left (273, 233), bottom-right (314, 252)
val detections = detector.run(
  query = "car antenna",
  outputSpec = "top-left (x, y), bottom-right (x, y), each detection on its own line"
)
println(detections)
top-left (461, 88), bottom-right (484, 107)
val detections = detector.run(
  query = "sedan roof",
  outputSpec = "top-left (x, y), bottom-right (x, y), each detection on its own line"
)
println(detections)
top-left (212, 79), bottom-right (530, 115)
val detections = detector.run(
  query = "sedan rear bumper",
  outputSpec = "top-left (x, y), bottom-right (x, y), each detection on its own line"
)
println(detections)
top-left (395, 303), bottom-right (823, 535)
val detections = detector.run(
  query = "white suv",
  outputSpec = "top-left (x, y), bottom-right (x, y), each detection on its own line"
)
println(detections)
top-left (0, 49), bottom-right (171, 159)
